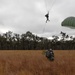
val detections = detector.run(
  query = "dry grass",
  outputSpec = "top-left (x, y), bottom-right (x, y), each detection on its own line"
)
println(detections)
top-left (0, 50), bottom-right (75, 75)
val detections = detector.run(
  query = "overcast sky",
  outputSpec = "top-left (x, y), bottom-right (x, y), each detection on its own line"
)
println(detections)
top-left (0, 0), bottom-right (75, 38)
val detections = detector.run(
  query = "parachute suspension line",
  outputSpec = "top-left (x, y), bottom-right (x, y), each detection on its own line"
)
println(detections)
top-left (42, 22), bottom-right (47, 44)
top-left (44, 0), bottom-right (48, 12)
top-left (44, 0), bottom-right (48, 11)
top-left (43, 22), bottom-right (47, 33)
top-left (44, 0), bottom-right (56, 12)
top-left (49, 0), bottom-right (56, 12)
top-left (43, 0), bottom-right (56, 33)
top-left (42, 0), bottom-right (56, 45)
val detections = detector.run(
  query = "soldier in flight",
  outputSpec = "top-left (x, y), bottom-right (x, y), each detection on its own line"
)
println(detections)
top-left (45, 11), bottom-right (50, 23)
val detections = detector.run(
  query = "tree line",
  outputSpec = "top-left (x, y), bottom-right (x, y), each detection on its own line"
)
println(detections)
top-left (0, 31), bottom-right (75, 50)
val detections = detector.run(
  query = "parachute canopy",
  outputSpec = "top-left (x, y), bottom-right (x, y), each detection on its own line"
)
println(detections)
top-left (61, 17), bottom-right (75, 28)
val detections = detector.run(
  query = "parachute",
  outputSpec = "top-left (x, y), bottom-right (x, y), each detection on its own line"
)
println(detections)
top-left (61, 17), bottom-right (75, 28)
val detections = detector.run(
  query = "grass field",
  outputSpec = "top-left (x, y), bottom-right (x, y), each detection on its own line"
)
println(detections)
top-left (0, 50), bottom-right (75, 75)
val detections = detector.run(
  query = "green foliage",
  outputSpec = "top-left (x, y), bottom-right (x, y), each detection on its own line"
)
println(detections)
top-left (0, 31), bottom-right (75, 50)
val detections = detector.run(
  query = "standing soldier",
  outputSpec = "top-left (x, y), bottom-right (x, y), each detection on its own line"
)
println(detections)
top-left (46, 48), bottom-right (54, 61)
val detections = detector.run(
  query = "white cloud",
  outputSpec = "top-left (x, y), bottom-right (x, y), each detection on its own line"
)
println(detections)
top-left (0, 0), bottom-right (75, 37)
